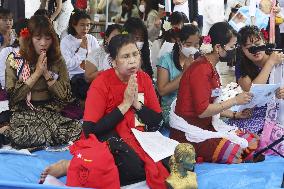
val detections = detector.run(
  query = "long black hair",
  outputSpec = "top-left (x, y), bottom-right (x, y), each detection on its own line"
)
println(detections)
top-left (238, 25), bottom-right (266, 80)
top-left (123, 17), bottom-right (153, 78)
top-left (208, 22), bottom-right (237, 47)
top-left (142, 0), bottom-right (159, 21)
top-left (47, 0), bottom-right (67, 17)
top-left (103, 24), bottom-right (122, 47)
top-left (121, 0), bottom-right (136, 19)
top-left (67, 9), bottom-right (91, 36)
top-left (172, 24), bottom-right (199, 71)
top-left (11, 18), bottom-right (29, 48)
top-left (168, 11), bottom-right (189, 26)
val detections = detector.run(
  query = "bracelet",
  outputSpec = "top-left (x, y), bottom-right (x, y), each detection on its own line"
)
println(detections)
top-left (233, 111), bottom-right (237, 119)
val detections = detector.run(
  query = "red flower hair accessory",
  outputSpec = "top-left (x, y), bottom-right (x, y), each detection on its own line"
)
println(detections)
top-left (20, 28), bottom-right (30, 38)
top-left (260, 29), bottom-right (269, 41)
top-left (203, 35), bottom-right (212, 44)
top-left (200, 35), bottom-right (213, 54)
top-left (100, 32), bottom-right (105, 38)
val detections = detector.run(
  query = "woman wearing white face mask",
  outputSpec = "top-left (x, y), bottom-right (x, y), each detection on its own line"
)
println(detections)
top-left (139, 0), bottom-right (162, 42)
top-left (157, 24), bottom-right (200, 125)
top-left (124, 17), bottom-right (154, 79)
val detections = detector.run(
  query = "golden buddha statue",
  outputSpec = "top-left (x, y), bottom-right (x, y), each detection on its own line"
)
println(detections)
top-left (166, 143), bottom-right (198, 189)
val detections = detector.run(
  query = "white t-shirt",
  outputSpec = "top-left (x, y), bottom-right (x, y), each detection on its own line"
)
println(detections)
top-left (60, 34), bottom-right (100, 79)
top-left (86, 47), bottom-right (112, 71)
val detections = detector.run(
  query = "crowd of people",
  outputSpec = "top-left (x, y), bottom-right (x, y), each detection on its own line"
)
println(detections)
top-left (0, 0), bottom-right (283, 188)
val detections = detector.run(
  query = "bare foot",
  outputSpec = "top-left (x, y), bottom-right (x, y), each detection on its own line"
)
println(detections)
top-left (39, 160), bottom-right (70, 184)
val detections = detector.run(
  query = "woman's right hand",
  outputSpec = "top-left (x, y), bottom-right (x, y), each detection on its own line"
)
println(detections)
top-left (234, 92), bottom-right (253, 105)
top-left (80, 36), bottom-right (88, 49)
top-left (123, 75), bottom-right (137, 106)
top-left (35, 51), bottom-right (47, 75)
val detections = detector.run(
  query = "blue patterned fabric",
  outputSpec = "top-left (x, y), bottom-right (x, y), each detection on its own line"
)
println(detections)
top-left (225, 106), bottom-right (267, 134)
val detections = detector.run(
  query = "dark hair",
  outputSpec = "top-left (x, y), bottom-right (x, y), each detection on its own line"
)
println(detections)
top-left (142, 0), bottom-right (159, 21)
top-left (47, 0), bottom-right (67, 16)
top-left (238, 25), bottom-right (265, 80)
top-left (34, 9), bottom-right (51, 18)
top-left (103, 24), bottom-right (122, 46)
top-left (67, 9), bottom-right (91, 36)
top-left (123, 17), bottom-right (153, 78)
top-left (14, 18), bottom-right (29, 37)
top-left (20, 15), bottom-right (61, 65)
top-left (108, 34), bottom-right (136, 60)
top-left (0, 7), bottom-right (13, 19)
top-left (121, 0), bottom-right (135, 19)
top-left (159, 28), bottom-right (180, 43)
top-left (208, 22), bottom-right (237, 47)
top-left (173, 24), bottom-right (200, 71)
top-left (168, 11), bottom-right (188, 26)
top-left (11, 18), bottom-right (29, 48)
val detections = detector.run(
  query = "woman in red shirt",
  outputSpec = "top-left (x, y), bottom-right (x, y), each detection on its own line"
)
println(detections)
top-left (170, 22), bottom-right (263, 164)
top-left (40, 34), bottom-right (169, 189)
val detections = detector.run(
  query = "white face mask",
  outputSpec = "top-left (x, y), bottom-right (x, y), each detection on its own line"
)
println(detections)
top-left (136, 42), bottom-right (144, 50)
top-left (181, 46), bottom-right (199, 57)
top-left (139, 4), bottom-right (145, 13)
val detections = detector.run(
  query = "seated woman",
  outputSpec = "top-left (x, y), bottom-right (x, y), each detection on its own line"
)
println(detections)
top-left (0, 7), bottom-right (16, 52)
top-left (40, 34), bottom-right (169, 188)
top-left (1, 15), bottom-right (82, 149)
top-left (124, 17), bottom-right (154, 79)
top-left (226, 25), bottom-right (284, 133)
top-left (170, 22), bottom-right (263, 164)
top-left (60, 9), bottom-right (99, 101)
top-left (139, 0), bottom-right (162, 42)
top-left (157, 24), bottom-right (200, 125)
top-left (112, 0), bottom-right (140, 22)
top-left (151, 11), bottom-right (189, 75)
top-left (0, 19), bottom-right (29, 136)
top-left (84, 24), bottom-right (122, 83)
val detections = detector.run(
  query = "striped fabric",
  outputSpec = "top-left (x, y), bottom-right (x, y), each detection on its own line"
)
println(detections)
top-left (212, 132), bottom-right (257, 164)
top-left (12, 51), bottom-right (35, 110)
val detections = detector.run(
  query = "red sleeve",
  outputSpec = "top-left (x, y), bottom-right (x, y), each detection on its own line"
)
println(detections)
top-left (189, 64), bottom-right (212, 115)
top-left (83, 76), bottom-right (108, 122)
top-left (140, 72), bottom-right (162, 113)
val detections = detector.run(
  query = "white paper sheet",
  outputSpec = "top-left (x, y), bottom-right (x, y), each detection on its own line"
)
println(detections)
top-left (43, 175), bottom-right (65, 186)
top-left (232, 83), bottom-right (281, 112)
top-left (131, 129), bottom-right (179, 162)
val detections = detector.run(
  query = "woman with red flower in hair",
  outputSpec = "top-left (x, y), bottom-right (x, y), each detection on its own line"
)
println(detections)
top-left (2, 15), bottom-right (82, 149)
top-left (84, 24), bottom-right (122, 83)
top-left (226, 25), bottom-right (284, 134)
top-left (170, 22), bottom-right (263, 164)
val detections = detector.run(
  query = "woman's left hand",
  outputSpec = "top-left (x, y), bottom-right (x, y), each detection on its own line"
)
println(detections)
top-left (132, 78), bottom-right (142, 110)
top-left (276, 88), bottom-right (284, 99)
top-left (235, 109), bottom-right (253, 119)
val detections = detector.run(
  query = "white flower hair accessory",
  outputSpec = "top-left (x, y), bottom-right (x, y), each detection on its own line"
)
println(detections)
top-left (163, 21), bottom-right (172, 31)
top-left (8, 53), bottom-right (18, 69)
top-left (200, 35), bottom-right (213, 54)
